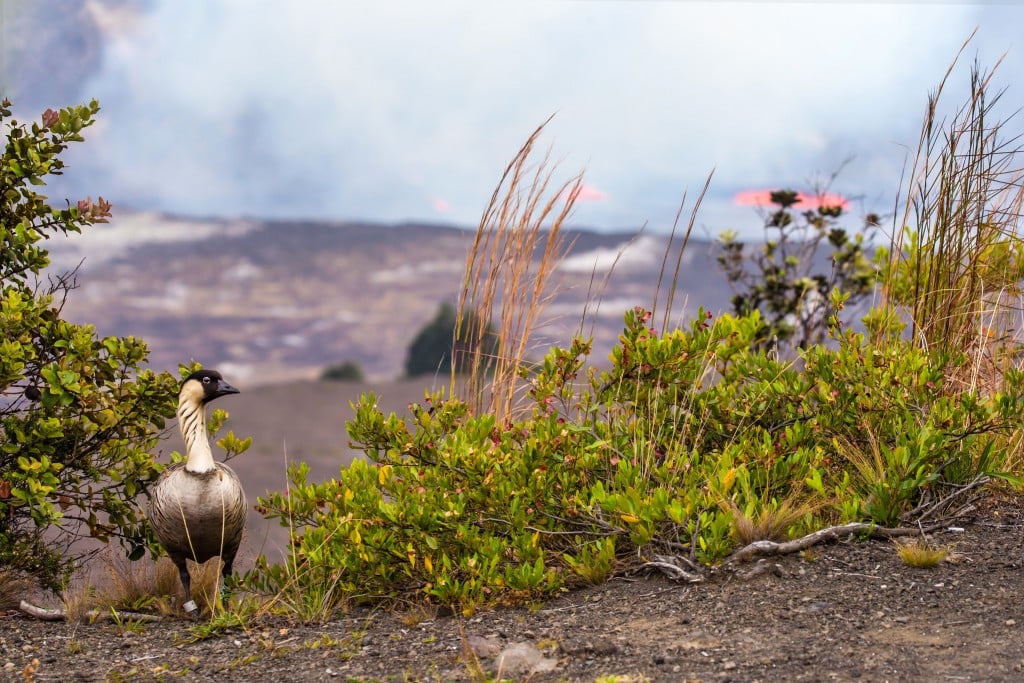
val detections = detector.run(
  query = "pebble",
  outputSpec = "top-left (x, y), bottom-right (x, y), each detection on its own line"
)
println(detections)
top-left (495, 642), bottom-right (558, 676)
top-left (467, 634), bottom-right (503, 658)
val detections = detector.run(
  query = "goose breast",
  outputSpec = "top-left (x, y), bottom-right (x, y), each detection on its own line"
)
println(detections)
top-left (150, 462), bottom-right (247, 564)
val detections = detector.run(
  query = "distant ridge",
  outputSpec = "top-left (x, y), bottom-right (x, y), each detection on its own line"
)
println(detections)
top-left (54, 213), bottom-right (732, 384)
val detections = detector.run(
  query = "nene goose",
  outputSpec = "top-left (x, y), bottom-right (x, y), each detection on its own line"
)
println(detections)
top-left (149, 369), bottom-right (246, 616)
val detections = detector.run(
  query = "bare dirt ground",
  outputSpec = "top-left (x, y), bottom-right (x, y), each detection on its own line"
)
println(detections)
top-left (3, 493), bottom-right (1023, 683)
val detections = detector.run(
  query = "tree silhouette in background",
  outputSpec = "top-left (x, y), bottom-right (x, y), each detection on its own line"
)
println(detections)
top-left (404, 302), bottom-right (499, 377)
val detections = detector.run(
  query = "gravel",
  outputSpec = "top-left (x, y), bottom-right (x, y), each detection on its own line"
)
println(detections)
top-left (3, 493), bottom-right (1024, 682)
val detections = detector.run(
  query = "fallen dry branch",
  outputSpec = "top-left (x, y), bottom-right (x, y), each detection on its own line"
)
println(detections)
top-left (19, 600), bottom-right (164, 623)
top-left (641, 555), bottom-right (705, 583)
top-left (728, 522), bottom-right (942, 564)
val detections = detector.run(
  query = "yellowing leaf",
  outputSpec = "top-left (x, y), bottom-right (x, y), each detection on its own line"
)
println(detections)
top-left (378, 464), bottom-right (392, 485)
top-left (620, 513), bottom-right (640, 524)
top-left (721, 467), bottom-right (737, 493)
top-left (424, 555), bottom-right (433, 573)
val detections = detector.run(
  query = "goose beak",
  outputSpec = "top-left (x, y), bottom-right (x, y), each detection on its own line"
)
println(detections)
top-left (215, 378), bottom-right (240, 398)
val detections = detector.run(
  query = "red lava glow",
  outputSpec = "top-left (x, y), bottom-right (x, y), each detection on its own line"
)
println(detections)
top-left (565, 184), bottom-right (607, 203)
top-left (733, 189), bottom-right (849, 210)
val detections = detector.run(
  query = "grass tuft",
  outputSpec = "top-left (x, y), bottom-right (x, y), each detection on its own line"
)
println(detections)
top-left (726, 496), bottom-right (818, 545)
top-left (455, 115), bottom-right (579, 421)
top-left (884, 31), bottom-right (1024, 398)
top-left (0, 568), bottom-right (33, 612)
top-left (894, 538), bottom-right (951, 568)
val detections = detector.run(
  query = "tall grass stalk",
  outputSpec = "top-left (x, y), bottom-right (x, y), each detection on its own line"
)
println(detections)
top-left (885, 33), bottom-right (1024, 391)
top-left (455, 116), bottom-right (581, 421)
top-left (654, 171), bottom-right (713, 334)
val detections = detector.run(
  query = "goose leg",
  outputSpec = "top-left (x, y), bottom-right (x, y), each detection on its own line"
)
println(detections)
top-left (174, 558), bottom-right (198, 616)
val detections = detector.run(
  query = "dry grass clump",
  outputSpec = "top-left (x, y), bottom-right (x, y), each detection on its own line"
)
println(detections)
top-left (885, 31), bottom-right (1024, 395)
top-left (726, 496), bottom-right (818, 545)
top-left (455, 115), bottom-right (714, 423)
top-left (0, 568), bottom-right (34, 612)
top-left (61, 550), bottom-right (227, 619)
top-left (455, 115), bottom-right (580, 421)
top-left (893, 538), bottom-right (951, 568)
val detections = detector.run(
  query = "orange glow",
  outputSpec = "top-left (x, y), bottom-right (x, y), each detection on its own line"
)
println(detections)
top-left (733, 189), bottom-right (849, 210)
top-left (565, 184), bottom-right (607, 203)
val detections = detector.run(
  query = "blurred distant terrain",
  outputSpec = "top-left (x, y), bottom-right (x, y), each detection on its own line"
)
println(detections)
top-left (49, 212), bottom-right (734, 384)
top-left (41, 212), bottom-right (735, 557)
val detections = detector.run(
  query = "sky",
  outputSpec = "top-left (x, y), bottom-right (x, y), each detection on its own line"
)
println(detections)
top-left (3, 1), bottom-right (1024, 238)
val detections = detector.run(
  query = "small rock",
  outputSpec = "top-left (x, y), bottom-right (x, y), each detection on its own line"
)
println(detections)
top-left (495, 642), bottom-right (558, 676)
top-left (467, 634), bottom-right (503, 659)
top-left (723, 660), bottom-right (737, 670)
top-left (1006, 619), bottom-right (1017, 626)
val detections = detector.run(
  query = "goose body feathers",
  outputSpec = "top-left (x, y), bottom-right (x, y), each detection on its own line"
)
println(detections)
top-left (148, 369), bottom-right (246, 615)
top-left (148, 461), bottom-right (246, 566)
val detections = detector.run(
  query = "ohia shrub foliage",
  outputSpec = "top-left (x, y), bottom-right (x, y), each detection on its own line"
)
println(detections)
top-left (251, 305), bottom-right (1023, 615)
top-left (0, 100), bottom-right (183, 589)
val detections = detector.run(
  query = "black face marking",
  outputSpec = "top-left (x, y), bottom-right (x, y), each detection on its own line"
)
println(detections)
top-left (185, 369), bottom-right (224, 385)
top-left (183, 369), bottom-right (239, 403)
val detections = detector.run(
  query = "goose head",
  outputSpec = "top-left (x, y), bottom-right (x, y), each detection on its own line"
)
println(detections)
top-left (176, 370), bottom-right (240, 473)
top-left (180, 369), bottom-right (240, 406)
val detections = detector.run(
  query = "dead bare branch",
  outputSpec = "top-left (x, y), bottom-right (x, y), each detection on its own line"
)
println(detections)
top-left (19, 600), bottom-right (164, 623)
top-left (728, 522), bottom-right (943, 564)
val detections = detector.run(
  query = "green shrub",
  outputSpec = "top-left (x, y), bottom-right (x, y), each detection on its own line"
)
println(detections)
top-left (250, 305), bottom-right (1023, 617)
top-left (716, 189), bottom-right (877, 352)
top-left (0, 99), bottom-right (180, 589)
top-left (320, 361), bottom-right (364, 382)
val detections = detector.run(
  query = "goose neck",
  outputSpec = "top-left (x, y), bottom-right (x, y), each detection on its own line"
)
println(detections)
top-left (178, 397), bottom-right (216, 473)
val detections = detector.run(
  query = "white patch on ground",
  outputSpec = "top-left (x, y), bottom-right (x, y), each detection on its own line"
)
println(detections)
top-left (46, 211), bottom-right (256, 270)
top-left (546, 297), bottom-right (648, 319)
top-left (224, 259), bottom-right (260, 281)
top-left (370, 259), bottom-right (463, 283)
top-left (559, 235), bottom-right (671, 274)
top-left (123, 282), bottom-right (190, 311)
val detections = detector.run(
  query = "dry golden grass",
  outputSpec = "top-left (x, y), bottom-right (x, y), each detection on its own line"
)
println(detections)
top-left (725, 495), bottom-right (819, 545)
top-left (893, 538), bottom-right (951, 568)
top-left (60, 550), bottom-right (228, 619)
top-left (885, 31), bottom-right (1024, 397)
top-left (455, 115), bottom-right (580, 421)
top-left (455, 114), bottom-right (715, 424)
top-left (0, 568), bottom-right (33, 612)
top-left (879, 38), bottom-right (1024, 478)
